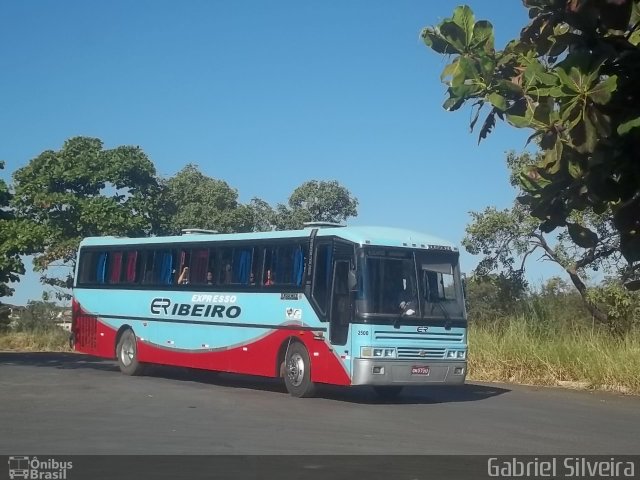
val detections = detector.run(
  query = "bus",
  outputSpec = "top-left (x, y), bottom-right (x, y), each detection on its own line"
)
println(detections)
top-left (71, 224), bottom-right (467, 398)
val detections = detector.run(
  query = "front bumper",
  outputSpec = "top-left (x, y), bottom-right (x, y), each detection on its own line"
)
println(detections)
top-left (351, 358), bottom-right (467, 386)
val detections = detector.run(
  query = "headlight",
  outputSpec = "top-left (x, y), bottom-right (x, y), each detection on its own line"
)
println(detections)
top-left (361, 347), bottom-right (396, 358)
top-left (447, 350), bottom-right (466, 359)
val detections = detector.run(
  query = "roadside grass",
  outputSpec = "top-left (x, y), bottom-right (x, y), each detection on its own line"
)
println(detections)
top-left (468, 319), bottom-right (640, 395)
top-left (0, 328), bottom-right (71, 352)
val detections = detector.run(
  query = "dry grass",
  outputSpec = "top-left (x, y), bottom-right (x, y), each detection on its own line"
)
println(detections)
top-left (468, 320), bottom-right (640, 395)
top-left (0, 329), bottom-right (72, 352)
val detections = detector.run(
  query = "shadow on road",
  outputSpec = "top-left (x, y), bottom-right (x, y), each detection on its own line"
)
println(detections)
top-left (0, 351), bottom-right (119, 372)
top-left (0, 351), bottom-right (510, 404)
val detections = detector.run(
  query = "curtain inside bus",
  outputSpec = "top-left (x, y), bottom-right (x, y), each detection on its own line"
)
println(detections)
top-left (96, 253), bottom-right (108, 284)
top-left (191, 249), bottom-right (209, 284)
top-left (108, 252), bottom-right (123, 283)
top-left (233, 248), bottom-right (252, 284)
top-left (125, 251), bottom-right (137, 282)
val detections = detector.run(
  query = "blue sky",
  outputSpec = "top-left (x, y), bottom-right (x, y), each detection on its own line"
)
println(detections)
top-left (0, 1), bottom-right (566, 305)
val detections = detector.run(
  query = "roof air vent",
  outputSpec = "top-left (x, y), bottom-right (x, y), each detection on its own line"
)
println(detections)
top-left (302, 222), bottom-right (346, 229)
top-left (181, 228), bottom-right (219, 235)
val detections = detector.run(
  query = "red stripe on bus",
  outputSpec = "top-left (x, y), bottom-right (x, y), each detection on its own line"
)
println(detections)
top-left (137, 329), bottom-right (351, 386)
top-left (73, 299), bottom-right (350, 386)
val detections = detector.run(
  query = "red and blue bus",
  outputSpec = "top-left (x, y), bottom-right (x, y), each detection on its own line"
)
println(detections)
top-left (72, 224), bottom-right (467, 397)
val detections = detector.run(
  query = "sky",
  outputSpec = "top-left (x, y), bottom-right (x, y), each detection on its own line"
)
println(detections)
top-left (0, 1), bottom-right (567, 305)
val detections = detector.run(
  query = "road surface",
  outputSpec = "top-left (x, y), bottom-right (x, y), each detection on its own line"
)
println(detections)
top-left (1, 352), bottom-right (639, 455)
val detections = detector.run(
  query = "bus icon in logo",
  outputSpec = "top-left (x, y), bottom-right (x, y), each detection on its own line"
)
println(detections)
top-left (8, 456), bottom-right (30, 480)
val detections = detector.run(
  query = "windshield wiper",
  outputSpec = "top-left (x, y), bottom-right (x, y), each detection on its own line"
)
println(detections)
top-left (429, 300), bottom-right (452, 329)
top-left (394, 301), bottom-right (416, 329)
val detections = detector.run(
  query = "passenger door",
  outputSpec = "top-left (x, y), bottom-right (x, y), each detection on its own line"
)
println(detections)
top-left (329, 259), bottom-right (351, 346)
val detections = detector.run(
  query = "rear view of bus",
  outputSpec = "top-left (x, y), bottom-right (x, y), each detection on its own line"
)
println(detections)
top-left (71, 225), bottom-right (466, 398)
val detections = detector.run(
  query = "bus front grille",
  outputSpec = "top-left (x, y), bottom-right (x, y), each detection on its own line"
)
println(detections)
top-left (373, 330), bottom-right (464, 342)
top-left (396, 347), bottom-right (446, 359)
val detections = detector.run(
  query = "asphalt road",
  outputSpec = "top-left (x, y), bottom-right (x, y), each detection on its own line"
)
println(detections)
top-left (1, 352), bottom-right (639, 455)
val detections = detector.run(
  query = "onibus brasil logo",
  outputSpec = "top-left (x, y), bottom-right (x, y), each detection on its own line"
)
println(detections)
top-left (8, 456), bottom-right (72, 479)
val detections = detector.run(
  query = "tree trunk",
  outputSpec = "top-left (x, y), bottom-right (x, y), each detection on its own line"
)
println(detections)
top-left (564, 265), bottom-right (609, 325)
top-left (533, 233), bottom-right (609, 325)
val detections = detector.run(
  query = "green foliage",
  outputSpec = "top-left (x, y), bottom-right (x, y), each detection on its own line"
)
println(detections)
top-left (0, 303), bottom-right (11, 331)
top-left (247, 198), bottom-right (278, 232)
top-left (275, 180), bottom-right (359, 229)
top-left (462, 150), bottom-right (627, 324)
top-left (0, 161), bottom-right (40, 298)
top-left (422, 1), bottom-right (640, 266)
top-left (464, 273), bottom-right (528, 323)
top-left (587, 280), bottom-right (640, 335)
top-left (13, 300), bottom-right (63, 332)
top-left (11, 137), bottom-right (168, 299)
top-left (164, 168), bottom-right (358, 233)
top-left (165, 164), bottom-right (254, 233)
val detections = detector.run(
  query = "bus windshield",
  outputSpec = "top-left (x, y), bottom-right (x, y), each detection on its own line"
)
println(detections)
top-left (358, 247), bottom-right (464, 321)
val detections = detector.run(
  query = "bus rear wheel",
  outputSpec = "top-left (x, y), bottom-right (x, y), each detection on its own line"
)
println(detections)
top-left (116, 329), bottom-right (145, 376)
top-left (283, 342), bottom-right (316, 398)
top-left (373, 386), bottom-right (403, 399)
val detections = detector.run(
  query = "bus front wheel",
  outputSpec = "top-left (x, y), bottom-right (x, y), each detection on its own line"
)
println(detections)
top-left (283, 342), bottom-right (316, 398)
top-left (116, 329), bottom-right (145, 376)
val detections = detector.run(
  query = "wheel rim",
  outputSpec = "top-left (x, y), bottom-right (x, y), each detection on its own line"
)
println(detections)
top-left (287, 352), bottom-right (305, 387)
top-left (120, 335), bottom-right (135, 367)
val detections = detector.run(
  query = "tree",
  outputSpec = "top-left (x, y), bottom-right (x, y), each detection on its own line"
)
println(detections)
top-left (164, 168), bottom-right (359, 233)
top-left (0, 161), bottom-right (40, 299)
top-left (14, 299), bottom-right (61, 332)
top-left (463, 151), bottom-right (622, 325)
top-left (274, 180), bottom-right (359, 229)
top-left (587, 278), bottom-right (640, 334)
top-left (246, 198), bottom-right (278, 232)
top-left (11, 137), bottom-right (168, 299)
top-left (165, 164), bottom-right (254, 234)
top-left (422, 2), bottom-right (640, 278)
top-left (464, 272), bottom-right (528, 323)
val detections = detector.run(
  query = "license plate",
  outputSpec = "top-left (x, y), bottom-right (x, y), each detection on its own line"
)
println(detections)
top-left (411, 366), bottom-right (430, 375)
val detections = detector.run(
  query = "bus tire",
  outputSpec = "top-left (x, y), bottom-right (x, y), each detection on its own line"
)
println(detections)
top-left (283, 342), bottom-right (316, 398)
top-left (373, 386), bottom-right (403, 399)
top-left (116, 329), bottom-right (145, 376)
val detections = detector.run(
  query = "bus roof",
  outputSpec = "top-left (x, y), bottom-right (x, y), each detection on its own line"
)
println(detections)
top-left (79, 226), bottom-right (458, 251)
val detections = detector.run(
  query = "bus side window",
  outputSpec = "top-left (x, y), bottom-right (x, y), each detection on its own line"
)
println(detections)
top-left (219, 248), bottom-right (233, 284)
top-left (249, 247), bottom-right (260, 286)
top-left (263, 247), bottom-right (276, 286)
top-left (175, 249), bottom-right (191, 285)
top-left (206, 248), bottom-right (216, 285)
top-left (140, 251), bottom-right (155, 284)
top-left (78, 251), bottom-right (98, 284)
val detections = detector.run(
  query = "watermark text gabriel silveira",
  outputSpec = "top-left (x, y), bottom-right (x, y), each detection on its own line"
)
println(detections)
top-left (488, 457), bottom-right (636, 478)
